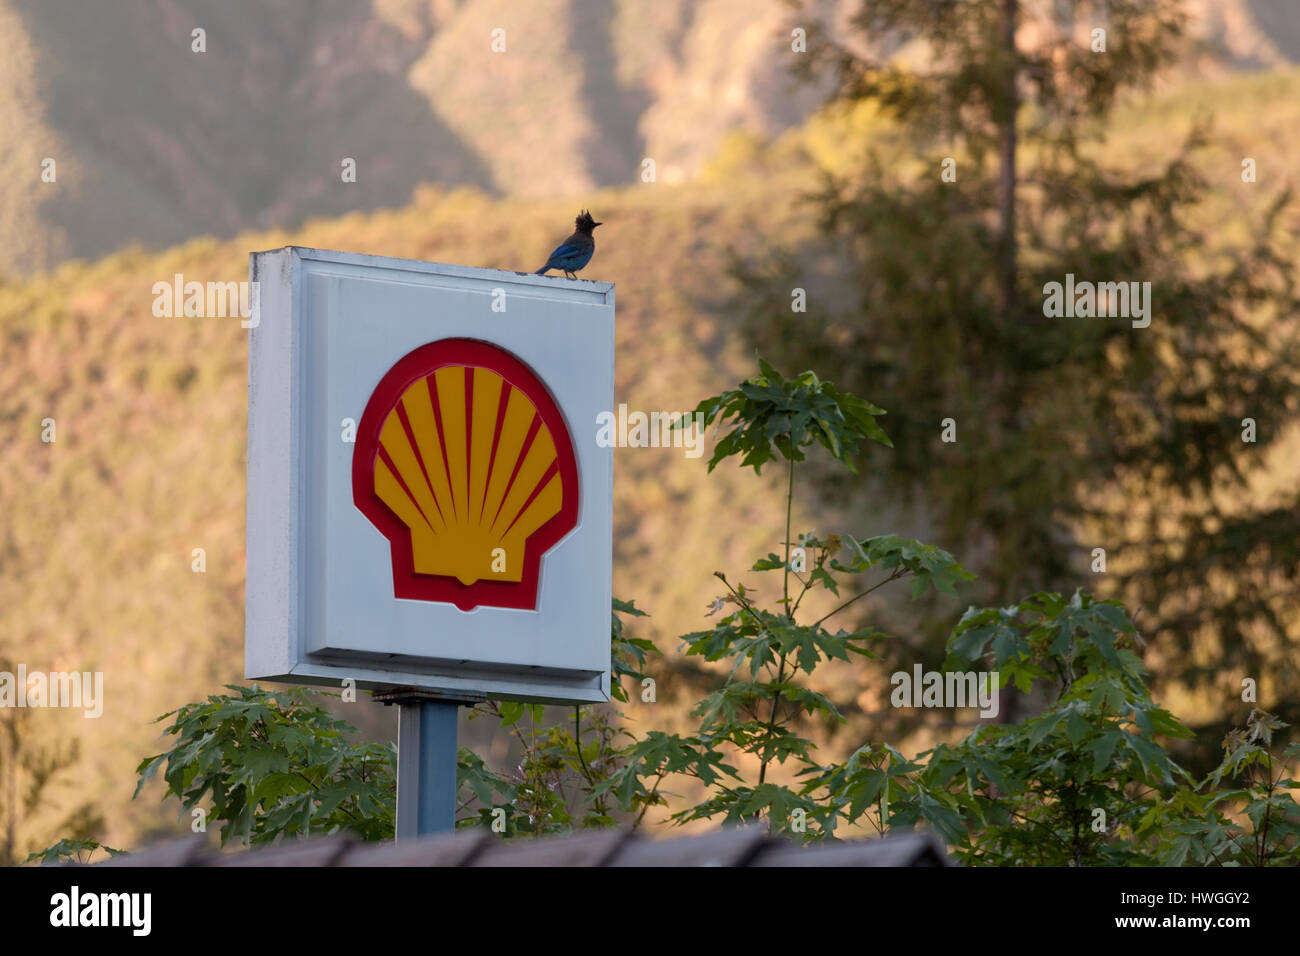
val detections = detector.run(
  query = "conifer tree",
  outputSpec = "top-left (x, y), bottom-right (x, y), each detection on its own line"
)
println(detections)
top-left (737, 0), bottom-right (1300, 733)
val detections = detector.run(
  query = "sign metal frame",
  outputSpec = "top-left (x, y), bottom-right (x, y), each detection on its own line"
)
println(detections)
top-left (245, 246), bottom-right (615, 705)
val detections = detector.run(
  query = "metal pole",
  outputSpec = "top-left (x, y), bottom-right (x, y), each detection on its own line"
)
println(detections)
top-left (398, 700), bottom-right (458, 836)
top-left (374, 687), bottom-right (484, 840)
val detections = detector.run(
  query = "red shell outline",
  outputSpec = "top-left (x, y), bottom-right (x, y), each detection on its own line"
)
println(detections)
top-left (352, 338), bottom-right (580, 611)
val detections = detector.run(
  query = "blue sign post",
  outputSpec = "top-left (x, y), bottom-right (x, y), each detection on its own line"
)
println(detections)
top-left (375, 688), bottom-right (485, 837)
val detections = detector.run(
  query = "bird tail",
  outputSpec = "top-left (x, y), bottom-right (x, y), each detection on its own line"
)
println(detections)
top-left (534, 265), bottom-right (550, 275)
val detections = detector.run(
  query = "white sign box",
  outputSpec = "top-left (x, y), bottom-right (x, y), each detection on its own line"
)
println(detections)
top-left (245, 247), bottom-right (614, 702)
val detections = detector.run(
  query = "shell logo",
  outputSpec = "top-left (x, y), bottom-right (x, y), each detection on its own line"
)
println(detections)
top-left (352, 339), bottom-right (580, 611)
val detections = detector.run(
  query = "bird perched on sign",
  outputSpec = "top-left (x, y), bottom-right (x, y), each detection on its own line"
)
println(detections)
top-left (535, 210), bottom-right (602, 279)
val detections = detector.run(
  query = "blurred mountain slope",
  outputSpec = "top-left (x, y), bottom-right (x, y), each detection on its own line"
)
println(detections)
top-left (2, 0), bottom-right (1296, 277)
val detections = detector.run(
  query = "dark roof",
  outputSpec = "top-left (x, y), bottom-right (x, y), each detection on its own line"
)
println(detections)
top-left (97, 827), bottom-right (950, 867)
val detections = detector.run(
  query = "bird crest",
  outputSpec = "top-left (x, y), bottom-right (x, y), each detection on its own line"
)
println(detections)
top-left (574, 209), bottom-right (601, 234)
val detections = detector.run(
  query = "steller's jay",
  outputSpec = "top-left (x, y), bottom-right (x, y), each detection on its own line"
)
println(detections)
top-left (535, 210), bottom-right (602, 278)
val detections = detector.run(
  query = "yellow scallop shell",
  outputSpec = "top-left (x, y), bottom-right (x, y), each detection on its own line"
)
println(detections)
top-left (371, 365), bottom-right (564, 586)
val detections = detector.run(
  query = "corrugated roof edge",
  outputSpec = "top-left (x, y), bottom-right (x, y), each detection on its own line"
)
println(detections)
top-left (91, 827), bottom-right (951, 867)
